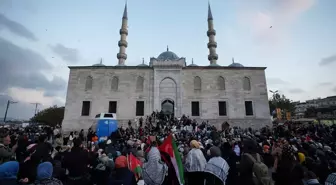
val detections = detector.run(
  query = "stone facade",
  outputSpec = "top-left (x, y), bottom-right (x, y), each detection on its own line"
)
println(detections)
top-left (62, 55), bottom-right (271, 132)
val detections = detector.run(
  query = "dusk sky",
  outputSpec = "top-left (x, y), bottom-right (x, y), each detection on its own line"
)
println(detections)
top-left (0, 0), bottom-right (335, 119)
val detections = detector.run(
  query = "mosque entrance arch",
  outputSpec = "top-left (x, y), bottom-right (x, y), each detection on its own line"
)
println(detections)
top-left (161, 99), bottom-right (174, 117)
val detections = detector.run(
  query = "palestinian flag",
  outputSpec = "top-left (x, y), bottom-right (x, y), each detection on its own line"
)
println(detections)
top-left (127, 153), bottom-right (142, 181)
top-left (158, 134), bottom-right (184, 185)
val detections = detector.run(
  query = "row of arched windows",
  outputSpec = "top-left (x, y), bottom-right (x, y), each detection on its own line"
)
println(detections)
top-left (85, 75), bottom-right (251, 92)
top-left (85, 76), bottom-right (144, 92)
top-left (193, 76), bottom-right (251, 91)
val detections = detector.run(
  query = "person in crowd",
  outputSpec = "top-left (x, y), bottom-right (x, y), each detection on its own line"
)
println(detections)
top-left (0, 161), bottom-right (19, 185)
top-left (34, 162), bottom-right (63, 185)
top-left (185, 140), bottom-right (206, 185)
top-left (220, 141), bottom-right (238, 185)
top-left (0, 132), bottom-right (17, 164)
top-left (204, 146), bottom-right (230, 185)
top-left (110, 155), bottom-right (137, 185)
top-left (303, 171), bottom-right (322, 185)
top-left (68, 132), bottom-right (74, 147)
top-left (142, 147), bottom-right (168, 185)
top-left (62, 138), bottom-right (90, 185)
top-left (273, 145), bottom-right (297, 185)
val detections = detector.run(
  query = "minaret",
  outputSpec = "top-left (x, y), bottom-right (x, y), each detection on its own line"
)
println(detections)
top-left (117, 2), bottom-right (128, 65)
top-left (207, 2), bottom-right (218, 66)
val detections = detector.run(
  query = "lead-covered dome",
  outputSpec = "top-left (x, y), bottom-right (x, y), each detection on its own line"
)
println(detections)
top-left (229, 63), bottom-right (244, 67)
top-left (157, 46), bottom-right (180, 61)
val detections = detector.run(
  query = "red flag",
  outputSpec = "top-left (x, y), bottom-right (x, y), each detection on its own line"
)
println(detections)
top-left (128, 153), bottom-right (142, 180)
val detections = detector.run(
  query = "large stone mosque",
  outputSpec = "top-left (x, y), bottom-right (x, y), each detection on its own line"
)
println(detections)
top-left (62, 3), bottom-right (271, 132)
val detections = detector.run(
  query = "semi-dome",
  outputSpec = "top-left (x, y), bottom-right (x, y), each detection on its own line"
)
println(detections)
top-left (229, 63), bottom-right (244, 67)
top-left (157, 46), bottom-right (180, 61)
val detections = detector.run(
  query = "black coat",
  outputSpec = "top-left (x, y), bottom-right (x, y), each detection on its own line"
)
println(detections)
top-left (62, 147), bottom-right (89, 178)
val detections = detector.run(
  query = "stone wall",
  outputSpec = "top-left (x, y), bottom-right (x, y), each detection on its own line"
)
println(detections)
top-left (181, 68), bottom-right (270, 120)
top-left (62, 68), bottom-right (153, 132)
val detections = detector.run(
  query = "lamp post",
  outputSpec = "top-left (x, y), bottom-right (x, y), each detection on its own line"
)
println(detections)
top-left (3, 100), bottom-right (18, 122)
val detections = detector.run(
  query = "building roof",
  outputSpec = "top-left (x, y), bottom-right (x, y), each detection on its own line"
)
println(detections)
top-left (69, 65), bottom-right (266, 70)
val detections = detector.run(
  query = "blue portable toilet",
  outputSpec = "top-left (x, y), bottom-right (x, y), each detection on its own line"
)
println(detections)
top-left (93, 113), bottom-right (118, 140)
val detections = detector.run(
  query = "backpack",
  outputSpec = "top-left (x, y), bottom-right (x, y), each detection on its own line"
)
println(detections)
top-left (244, 153), bottom-right (273, 185)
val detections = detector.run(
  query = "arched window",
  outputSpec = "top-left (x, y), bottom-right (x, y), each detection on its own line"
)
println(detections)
top-left (194, 76), bottom-right (201, 91)
top-left (136, 76), bottom-right (144, 92)
top-left (111, 76), bottom-right (119, 91)
top-left (85, 76), bottom-right (93, 91)
top-left (217, 76), bottom-right (225, 90)
top-left (243, 77), bottom-right (251, 91)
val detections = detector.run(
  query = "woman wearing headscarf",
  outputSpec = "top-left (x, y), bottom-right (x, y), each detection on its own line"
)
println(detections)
top-left (142, 147), bottom-right (168, 185)
top-left (0, 161), bottom-right (19, 185)
top-left (204, 146), bottom-right (230, 185)
top-left (34, 162), bottom-right (63, 185)
top-left (109, 155), bottom-right (137, 185)
top-left (185, 140), bottom-right (207, 185)
top-left (273, 145), bottom-right (297, 185)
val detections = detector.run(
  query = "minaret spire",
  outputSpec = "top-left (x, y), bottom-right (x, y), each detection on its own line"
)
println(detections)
top-left (207, 2), bottom-right (218, 66)
top-left (117, 2), bottom-right (128, 65)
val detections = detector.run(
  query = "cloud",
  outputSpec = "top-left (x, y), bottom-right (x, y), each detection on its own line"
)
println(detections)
top-left (319, 54), bottom-right (336, 66)
top-left (241, 0), bottom-right (315, 45)
top-left (0, 37), bottom-right (66, 94)
top-left (0, 13), bottom-right (37, 41)
top-left (267, 77), bottom-right (288, 85)
top-left (317, 82), bottom-right (332, 86)
top-left (288, 88), bottom-right (305, 94)
top-left (50, 44), bottom-right (80, 63)
top-left (333, 87), bottom-right (336, 93)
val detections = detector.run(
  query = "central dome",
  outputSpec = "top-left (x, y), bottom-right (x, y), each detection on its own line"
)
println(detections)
top-left (157, 47), bottom-right (179, 61)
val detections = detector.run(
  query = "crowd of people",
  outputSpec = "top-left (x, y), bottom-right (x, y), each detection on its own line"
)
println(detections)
top-left (0, 111), bottom-right (336, 185)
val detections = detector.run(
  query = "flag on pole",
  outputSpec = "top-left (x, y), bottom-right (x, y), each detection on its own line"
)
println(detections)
top-left (127, 153), bottom-right (142, 180)
top-left (158, 134), bottom-right (184, 185)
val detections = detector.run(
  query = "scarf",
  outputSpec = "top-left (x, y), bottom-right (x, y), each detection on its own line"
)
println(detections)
top-left (185, 148), bottom-right (206, 172)
top-left (204, 157), bottom-right (230, 184)
top-left (142, 147), bottom-right (168, 185)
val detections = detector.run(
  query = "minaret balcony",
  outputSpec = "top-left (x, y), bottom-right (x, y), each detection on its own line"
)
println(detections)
top-left (208, 54), bottom-right (218, 61)
top-left (207, 42), bottom-right (217, 48)
top-left (207, 30), bottom-right (216, 36)
top-left (119, 28), bottom-right (128, 36)
top-left (117, 53), bottom-right (127, 60)
top-left (118, 40), bottom-right (128, 47)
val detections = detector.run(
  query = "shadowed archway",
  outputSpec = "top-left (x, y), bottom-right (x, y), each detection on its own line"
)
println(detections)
top-left (161, 99), bottom-right (174, 117)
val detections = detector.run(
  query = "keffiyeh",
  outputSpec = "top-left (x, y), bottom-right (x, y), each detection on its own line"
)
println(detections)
top-left (185, 148), bottom-right (207, 172)
top-left (204, 157), bottom-right (230, 184)
top-left (142, 147), bottom-right (168, 185)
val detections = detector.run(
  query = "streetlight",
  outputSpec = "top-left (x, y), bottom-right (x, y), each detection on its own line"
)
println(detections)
top-left (3, 100), bottom-right (18, 122)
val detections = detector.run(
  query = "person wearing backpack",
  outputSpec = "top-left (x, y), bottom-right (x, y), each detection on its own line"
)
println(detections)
top-left (239, 139), bottom-right (272, 185)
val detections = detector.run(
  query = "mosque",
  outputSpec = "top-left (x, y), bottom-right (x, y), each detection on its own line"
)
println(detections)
top-left (62, 3), bottom-right (271, 132)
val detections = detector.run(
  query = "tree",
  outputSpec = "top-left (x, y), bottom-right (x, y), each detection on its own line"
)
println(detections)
top-left (30, 106), bottom-right (64, 127)
top-left (269, 92), bottom-right (296, 117)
